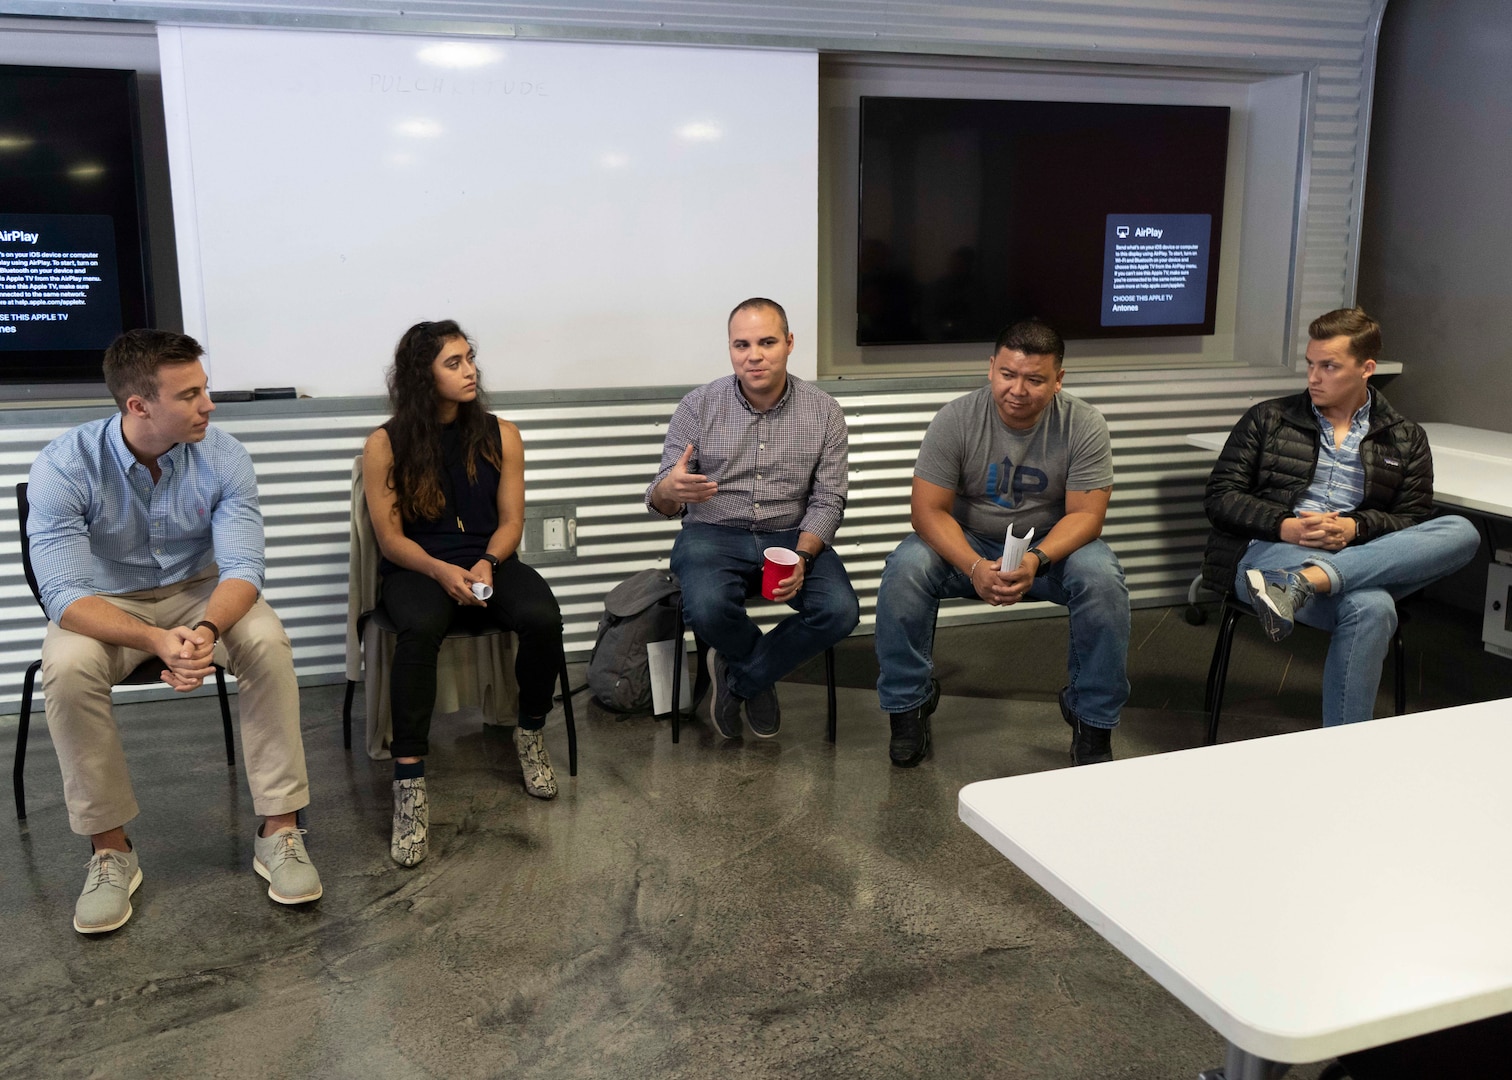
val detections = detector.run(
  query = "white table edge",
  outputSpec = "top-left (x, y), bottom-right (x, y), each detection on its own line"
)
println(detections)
top-left (958, 776), bottom-right (1512, 1065)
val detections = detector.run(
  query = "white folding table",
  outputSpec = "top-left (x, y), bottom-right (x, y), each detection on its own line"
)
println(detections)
top-left (959, 700), bottom-right (1512, 1079)
top-left (1417, 423), bottom-right (1512, 520)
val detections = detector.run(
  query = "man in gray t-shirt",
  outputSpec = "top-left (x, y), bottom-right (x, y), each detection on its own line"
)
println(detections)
top-left (875, 319), bottom-right (1131, 767)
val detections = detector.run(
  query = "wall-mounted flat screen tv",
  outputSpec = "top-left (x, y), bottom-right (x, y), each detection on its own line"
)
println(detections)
top-left (0, 65), bottom-right (151, 383)
top-left (857, 96), bottom-right (1230, 346)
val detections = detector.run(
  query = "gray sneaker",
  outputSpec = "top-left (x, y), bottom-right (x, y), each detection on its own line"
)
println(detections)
top-left (1245, 567), bottom-right (1315, 642)
top-left (253, 826), bottom-right (323, 904)
top-left (706, 649), bottom-right (743, 740)
top-left (514, 727), bottom-right (558, 799)
top-left (74, 845), bottom-right (142, 934)
top-left (391, 777), bottom-right (429, 867)
top-left (745, 685), bottom-right (781, 738)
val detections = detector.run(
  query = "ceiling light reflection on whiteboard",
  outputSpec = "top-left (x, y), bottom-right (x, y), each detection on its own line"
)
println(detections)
top-left (677, 122), bottom-right (722, 142)
top-left (396, 118), bottom-right (444, 138)
top-left (417, 42), bottom-right (503, 69)
top-left (599, 152), bottom-right (629, 169)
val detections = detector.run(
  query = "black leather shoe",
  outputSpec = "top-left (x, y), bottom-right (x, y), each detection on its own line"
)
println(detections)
top-left (1058, 686), bottom-right (1113, 765)
top-left (889, 679), bottom-right (941, 768)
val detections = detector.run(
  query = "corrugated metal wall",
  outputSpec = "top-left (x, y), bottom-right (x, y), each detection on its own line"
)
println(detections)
top-left (0, 368), bottom-right (1301, 710)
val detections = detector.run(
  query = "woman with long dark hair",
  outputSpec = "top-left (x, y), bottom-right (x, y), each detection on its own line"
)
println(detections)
top-left (363, 320), bottom-right (564, 867)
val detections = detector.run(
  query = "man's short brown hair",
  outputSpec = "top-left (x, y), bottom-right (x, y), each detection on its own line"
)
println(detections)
top-left (1308, 307), bottom-right (1381, 364)
top-left (102, 329), bottom-right (205, 410)
top-left (727, 297), bottom-right (789, 337)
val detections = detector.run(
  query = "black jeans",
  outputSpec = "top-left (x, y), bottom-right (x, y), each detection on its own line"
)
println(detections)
top-left (382, 555), bottom-right (563, 758)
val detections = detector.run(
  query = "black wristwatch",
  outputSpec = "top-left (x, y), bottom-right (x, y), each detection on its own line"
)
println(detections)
top-left (1027, 546), bottom-right (1050, 571)
top-left (799, 550), bottom-right (817, 572)
top-left (192, 619), bottom-right (220, 643)
top-left (480, 553), bottom-right (500, 569)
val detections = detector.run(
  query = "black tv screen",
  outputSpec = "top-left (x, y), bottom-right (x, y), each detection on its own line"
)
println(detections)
top-left (857, 96), bottom-right (1230, 346)
top-left (0, 65), bottom-right (151, 383)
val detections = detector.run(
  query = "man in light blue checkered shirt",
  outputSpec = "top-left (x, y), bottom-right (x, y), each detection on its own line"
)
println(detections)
top-left (647, 298), bottom-right (860, 740)
top-left (27, 329), bottom-right (322, 935)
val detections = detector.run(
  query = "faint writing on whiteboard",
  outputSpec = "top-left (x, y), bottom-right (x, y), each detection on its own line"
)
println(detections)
top-left (369, 75), bottom-right (548, 97)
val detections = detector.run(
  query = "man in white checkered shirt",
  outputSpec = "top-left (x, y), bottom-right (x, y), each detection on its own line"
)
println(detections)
top-left (27, 329), bottom-right (321, 935)
top-left (647, 298), bottom-right (860, 739)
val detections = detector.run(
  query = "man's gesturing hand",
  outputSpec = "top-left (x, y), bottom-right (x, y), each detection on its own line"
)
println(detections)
top-left (660, 443), bottom-right (718, 505)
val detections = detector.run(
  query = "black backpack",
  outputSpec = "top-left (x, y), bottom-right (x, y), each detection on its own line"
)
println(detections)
top-left (587, 569), bottom-right (682, 712)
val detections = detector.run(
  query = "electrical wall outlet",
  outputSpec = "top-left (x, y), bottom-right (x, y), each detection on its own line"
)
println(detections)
top-left (519, 503), bottom-right (577, 565)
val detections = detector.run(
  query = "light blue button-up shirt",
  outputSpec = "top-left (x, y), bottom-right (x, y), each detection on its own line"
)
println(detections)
top-left (26, 413), bottom-right (266, 624)
top-left (1295, 391), bottom-right (1372, 514)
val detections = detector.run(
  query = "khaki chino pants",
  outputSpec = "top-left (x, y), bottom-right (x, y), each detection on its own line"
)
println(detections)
top-left (40, 568), bottom-right (309, 836)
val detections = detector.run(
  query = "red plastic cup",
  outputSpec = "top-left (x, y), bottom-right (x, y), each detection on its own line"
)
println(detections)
top-left (761, 546), bottom-right (800, 600)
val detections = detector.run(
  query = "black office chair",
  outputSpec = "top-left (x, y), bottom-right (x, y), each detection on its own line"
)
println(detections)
top-left (13, 482), bottom-right (235, 821)
top-left (341, 605), bottom-right (579, 777)
top-left (1203, 591), bottom-right (1406, 745)
top-left (664, 597), bottom-right (838, 745)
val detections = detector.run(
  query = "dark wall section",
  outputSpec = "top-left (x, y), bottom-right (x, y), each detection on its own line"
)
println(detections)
top-left (1358, 0), bottom-right (1512, 433)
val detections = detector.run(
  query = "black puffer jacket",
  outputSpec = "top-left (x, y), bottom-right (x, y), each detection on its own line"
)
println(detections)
top-left (1201, 389), bottom-right (1435, 593)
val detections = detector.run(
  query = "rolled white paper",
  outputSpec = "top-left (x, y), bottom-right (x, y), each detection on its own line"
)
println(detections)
top-left (1001, 523), bottom-right (1035, 575)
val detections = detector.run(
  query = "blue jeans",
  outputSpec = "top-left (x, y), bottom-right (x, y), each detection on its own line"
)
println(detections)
top-left (1234, 514), bottom-right (1480, 726)
top-left (874, 532), bottom-right (1131, 728)
top-left (670, 522), bottom-right (860, 699)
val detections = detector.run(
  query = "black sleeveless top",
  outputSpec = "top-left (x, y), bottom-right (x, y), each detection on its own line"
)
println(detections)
top-left (379, 419), bottom-right (503, 575)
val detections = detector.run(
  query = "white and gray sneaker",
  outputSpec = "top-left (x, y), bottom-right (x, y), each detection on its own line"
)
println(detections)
top-left (253, 826), bottom-right (323, 904)
top-left (74, 845), bottom-right (142, 934)
top-left (391, 777), bottom-right (429, 867)
top-left (1245, 567), bottom-right (1315, 642)
top-left (514, 727), bottom-right (558, 800)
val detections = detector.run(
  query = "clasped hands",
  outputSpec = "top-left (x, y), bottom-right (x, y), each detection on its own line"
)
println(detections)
top-left (1280, 510), bottom-right (1356, 551)
top-left (157, 625), bottom-right (216, 692)
top-left (969, 554), bottom-right (1037, 607)
top-left (433, 557), bottom-right (495, 607)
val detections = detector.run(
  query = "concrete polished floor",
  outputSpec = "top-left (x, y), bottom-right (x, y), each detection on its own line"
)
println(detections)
top-left (3, 601), bottom-right (1509, 1079)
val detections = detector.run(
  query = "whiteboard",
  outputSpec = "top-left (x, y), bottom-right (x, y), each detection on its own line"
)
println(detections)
top-left (158, 27), bottom-right (818, 397)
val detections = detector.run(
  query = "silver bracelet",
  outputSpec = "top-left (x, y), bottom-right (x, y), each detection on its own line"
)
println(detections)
top-left (967, 557), bottom-right (985, 579)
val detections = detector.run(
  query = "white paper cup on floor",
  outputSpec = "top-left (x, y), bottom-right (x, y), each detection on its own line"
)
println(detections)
top-left (472, 581), bottom-right (493, 601)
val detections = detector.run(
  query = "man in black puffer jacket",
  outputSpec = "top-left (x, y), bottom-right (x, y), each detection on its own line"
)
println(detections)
top-left (1202, 307), bottom-right (1479, 726)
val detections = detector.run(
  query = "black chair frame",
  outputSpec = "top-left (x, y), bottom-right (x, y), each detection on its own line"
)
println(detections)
top-left (14, 482), bottom-right (235, 821)
top-left (664, 601), bottom-right (837, 744)
top-left (342, 604), bottom-right (578, 777)
top-left (1203, 592), bottom-right (1405, 746)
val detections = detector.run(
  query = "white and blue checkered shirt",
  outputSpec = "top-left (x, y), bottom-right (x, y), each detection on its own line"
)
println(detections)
top-left (1295, 391), bottom-right (1372, 514)
top-left (27, 413), bottom-right (266, 623)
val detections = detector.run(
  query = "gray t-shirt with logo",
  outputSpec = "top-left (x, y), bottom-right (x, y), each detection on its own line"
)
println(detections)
top-left (913, 386), bottom-right (1114, 540)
